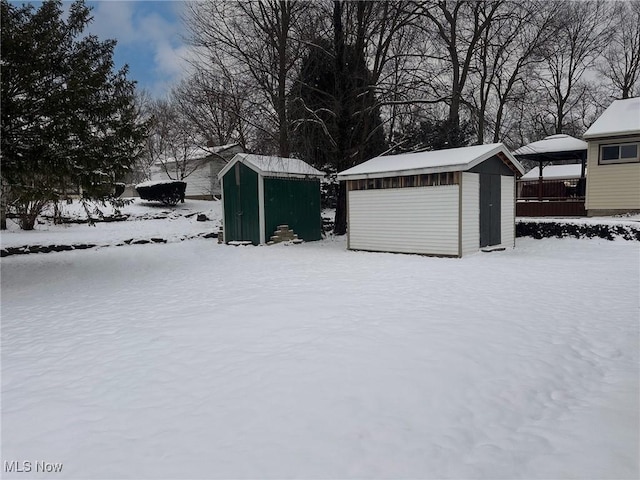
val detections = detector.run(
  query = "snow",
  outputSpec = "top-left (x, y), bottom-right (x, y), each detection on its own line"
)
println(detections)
top-left (583, 97), bottom-right (640, 139)
top-left (337, 143), bottom-right (524, 179)
top-left (2, 221), bottom-right (638, 478)
top-left (135, 179), bottom-right (185, 189)
top-left (220, 153), bottom-right (325, 179)
top-left (521, 164), bottom-right (583, 180)
top-left (513, 134), bottom-right (587, 156)
top-left (517, 215), bottom-right (640, 227)
top-left (0, 199), bottom-right (221, 249)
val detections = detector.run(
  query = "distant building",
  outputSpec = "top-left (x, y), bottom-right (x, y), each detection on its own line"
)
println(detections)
top-left (583, 97), bottom-right (640, 216)
top-left (148, 144), bottom-right (244, 200)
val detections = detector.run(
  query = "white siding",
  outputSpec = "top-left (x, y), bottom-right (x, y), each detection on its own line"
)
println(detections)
top-left (460, 172), bottom-right (479, 256)
top-left (348, 186), bottom-right (459, 256)
top-left (585, 137), bottom-right (640, 211)
top-left (500, 176), bottom-right (515, 249)
top-left (150, 162), bottom-right (213, 198)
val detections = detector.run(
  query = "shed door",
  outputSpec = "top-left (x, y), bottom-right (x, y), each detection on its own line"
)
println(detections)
top-left (222, 163), bottom-right (260, 244)
top-left (479, 174), bottom-right (501, 247)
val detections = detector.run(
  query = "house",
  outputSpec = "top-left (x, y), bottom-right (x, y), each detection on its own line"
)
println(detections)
top-left (583, 97), bottom-right (640, 216)
top-left (337, 143), bottom-right (524, 257)
top-left (218, 153), bottom-right (324, 245)
top-left (149, 143), bottom-right (243, 200)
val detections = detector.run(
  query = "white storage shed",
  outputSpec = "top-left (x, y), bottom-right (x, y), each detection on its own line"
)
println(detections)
top-left (337, 143), bottom-right (525, 257)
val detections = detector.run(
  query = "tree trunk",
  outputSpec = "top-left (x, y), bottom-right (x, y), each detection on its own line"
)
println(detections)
top-left (0, 179), bottom-right (7, 230)
top-left (277, 0), bottom-right (290, 157)
top-left (333, 0), bottom-right (348, 236)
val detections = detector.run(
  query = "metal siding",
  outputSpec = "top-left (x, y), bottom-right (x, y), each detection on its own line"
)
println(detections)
top-left (500, 176), bottom-right (515, 249)
top-left (263, 178), bottom-right (322, 242)
top-left (586, 138), bottom-right (640, 210)
top-left (221, 163), bottom-right (260, 244)
top-left (348, 186), bottom-right (459, 255)
top-left (461, 173), bottom-right (479, 255)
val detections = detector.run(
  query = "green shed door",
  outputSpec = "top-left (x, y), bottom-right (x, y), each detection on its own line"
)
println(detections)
top-left (222, 162), bottom-right (260, 244)
top-left (264, 177), bottom-right (322, 242)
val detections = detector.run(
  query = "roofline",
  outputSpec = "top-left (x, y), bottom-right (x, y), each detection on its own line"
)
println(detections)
top-left (514, 148), bottom-right (587, 157)
top-left (337, 144), bottom-right (524, 180)
top-left (582, 131), bottom-right (640, 140)
top-left (217, 153), bottom-right (325, 180)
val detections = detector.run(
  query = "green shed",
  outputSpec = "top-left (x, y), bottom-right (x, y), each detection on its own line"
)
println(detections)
top-left (218, 153), bottom-right (325, 245)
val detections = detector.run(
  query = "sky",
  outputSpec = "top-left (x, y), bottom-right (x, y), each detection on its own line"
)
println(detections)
top-left (86, 1), bottom-right (189, 97)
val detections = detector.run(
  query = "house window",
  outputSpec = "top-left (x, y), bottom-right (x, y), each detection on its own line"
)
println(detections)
top-left (599, 142), bottom-right (639, 164)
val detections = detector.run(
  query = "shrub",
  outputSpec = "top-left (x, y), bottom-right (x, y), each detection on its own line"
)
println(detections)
top-left (135, 181), bottom-right (186, 206)
top-left (516, 220), bottom-right (640, 241)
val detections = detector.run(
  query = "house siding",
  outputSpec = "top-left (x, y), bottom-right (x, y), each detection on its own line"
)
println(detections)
top-left (500, 175), bottom-right (515, 249)
top-left (150, 162), bottom-right (212, 199)
top-left (585, 136), bottom-right (640, 212)
top-left (461, 172), bottom-right (479, 256)
top-left (348, 186), bottom-right (459, 256)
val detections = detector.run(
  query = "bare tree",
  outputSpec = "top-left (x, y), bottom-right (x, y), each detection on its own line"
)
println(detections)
top-left (598, 1), bottom-right (640, 99)
top-left (538, 0), bottom-right (613, 135)
top-left (185, 1), bottom-right (308, 157)
top-left (173, 67), bottom-right (250, 150)
top-left (144, 97), bottom-right (205, 181)
top-left (468, 1), bottom-right (560, 144)
top-left (416, 0), bottom-right (503, 135)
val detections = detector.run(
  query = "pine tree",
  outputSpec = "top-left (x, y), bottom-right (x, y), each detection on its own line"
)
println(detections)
top-left (289, 38), bottom-right (387, 216)
top-left (1, 0), bottom-right (147, 229)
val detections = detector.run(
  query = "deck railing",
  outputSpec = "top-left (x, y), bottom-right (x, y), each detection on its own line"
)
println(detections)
top-left (516, 177), bottom-right (585, 201)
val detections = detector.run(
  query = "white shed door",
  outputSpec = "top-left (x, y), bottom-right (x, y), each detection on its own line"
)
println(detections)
top-left (348, 186), bottom-right (460, 256)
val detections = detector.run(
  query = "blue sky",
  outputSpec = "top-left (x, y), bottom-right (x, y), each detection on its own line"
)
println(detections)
top-left (85, 1), bottom-right (189, 97)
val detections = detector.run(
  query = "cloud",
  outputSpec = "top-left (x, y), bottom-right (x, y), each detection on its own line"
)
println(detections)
top-left (87, 1), bottom-right (191, 97)
top-left (88, 2), bottom-right (137, 44)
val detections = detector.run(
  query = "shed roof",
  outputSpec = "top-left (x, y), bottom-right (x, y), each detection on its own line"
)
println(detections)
top-left (337, 143), bottom-right (524, 180)
top-left (583, 97), bottom-right (640, 139)
top-left (513, 134), bottom-right (587, 157)
top-left (521, 164), bottom-right (583, 180)
top-left (218, 153), bottom-right (325, 180)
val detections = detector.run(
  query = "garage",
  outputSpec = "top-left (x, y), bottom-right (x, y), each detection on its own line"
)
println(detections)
top-left (337, 143), bottom-right (524, 257)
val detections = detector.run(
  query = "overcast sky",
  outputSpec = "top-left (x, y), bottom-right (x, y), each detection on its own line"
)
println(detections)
top-left (86, 1), bottom-right (189, 97)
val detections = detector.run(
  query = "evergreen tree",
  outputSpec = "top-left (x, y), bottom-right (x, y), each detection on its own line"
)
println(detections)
top-left (1, 0), bottom-right (147, 229)
top-left (289, 38), bottom-right (387, 211)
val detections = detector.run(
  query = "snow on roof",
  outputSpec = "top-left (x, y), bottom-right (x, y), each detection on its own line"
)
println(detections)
top-left (513, 134), bottom-right (587, 157)
top-left (521, 164), bottom-right (584, 180)
top-left (218, 153), bottom-right (325, 179)
top-left (135, 179), bottom-right (183, 189)
top-left (209, 143), bottom-right (240, 153)
top-left (583, 97), bottom-right (640, 139)
top-left (153, 144), bottom-right (241, 166)
top-left (337, 143), bottom-right (524, 180)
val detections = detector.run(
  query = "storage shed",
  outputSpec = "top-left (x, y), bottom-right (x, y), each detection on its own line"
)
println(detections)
top-left (337, 143), bottom-right (525, 257)
top-left (218, 153), bottom-right (324, 245)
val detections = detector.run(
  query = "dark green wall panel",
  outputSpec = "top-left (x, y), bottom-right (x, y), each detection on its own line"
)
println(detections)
top-left (264, 178), bottom-right (322, 242)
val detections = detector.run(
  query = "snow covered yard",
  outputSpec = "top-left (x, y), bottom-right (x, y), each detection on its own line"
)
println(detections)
top-left (1, 199), bottom-right (222, 250)
top-left (1, 235), bottom-right (638, 479)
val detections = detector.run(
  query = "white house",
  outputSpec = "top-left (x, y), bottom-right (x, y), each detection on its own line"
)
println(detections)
top-left (337, 143), bottom-right (525, 257)
top-left (149, 143), bottom-right (243, 200)
top-left (583, 97), bottom-right (640, 216)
